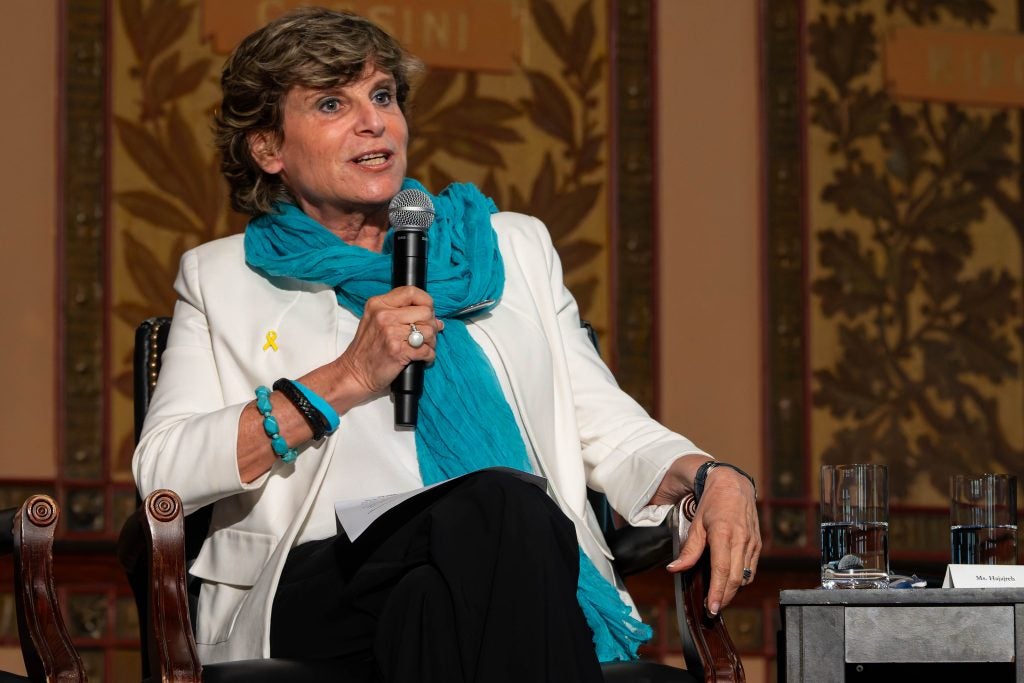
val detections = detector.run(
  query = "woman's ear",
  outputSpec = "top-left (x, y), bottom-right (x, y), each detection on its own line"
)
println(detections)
top-left (248, 131), bottom-right (283, 174)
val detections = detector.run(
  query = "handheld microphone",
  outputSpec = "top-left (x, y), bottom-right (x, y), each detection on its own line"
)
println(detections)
top-left (389, 188), bottom-right (435, 428)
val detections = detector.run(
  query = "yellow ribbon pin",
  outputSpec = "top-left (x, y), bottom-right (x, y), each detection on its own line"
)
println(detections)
top-left (262, 330), bottom-right (279, 352)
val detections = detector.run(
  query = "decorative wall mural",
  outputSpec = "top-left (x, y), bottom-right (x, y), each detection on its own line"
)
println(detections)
top-left (766, 0), bottom-right (1024, 557)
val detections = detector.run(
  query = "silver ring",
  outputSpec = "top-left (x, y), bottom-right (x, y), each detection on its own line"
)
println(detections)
top-left (407, 323), bottom-right (425, 349)
top-left (742, 567), bottom-right (753, 581)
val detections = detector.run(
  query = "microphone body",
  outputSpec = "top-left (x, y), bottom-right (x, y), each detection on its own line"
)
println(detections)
top-left (388, 189), bottom-right (435, 428)
top-left (391, 227), bottom-right (428, 427)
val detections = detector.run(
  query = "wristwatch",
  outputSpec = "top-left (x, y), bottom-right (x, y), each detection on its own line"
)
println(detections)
top-left (692, 460), bottom-right (756, 505)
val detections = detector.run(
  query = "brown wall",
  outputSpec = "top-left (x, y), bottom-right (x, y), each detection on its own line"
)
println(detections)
top-left (656, 3), bottom-right (762, 479)
top-left (0, 1), bottom-right (58, 479)
top-left (656, 4), bottom-right (765, 679)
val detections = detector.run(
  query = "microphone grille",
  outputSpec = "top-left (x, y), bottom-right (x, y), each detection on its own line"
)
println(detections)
top-left (388, 189), bottom-right (435, 230)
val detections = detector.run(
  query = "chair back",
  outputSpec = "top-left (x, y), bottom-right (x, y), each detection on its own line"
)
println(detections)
top-left (133, 317), bottom-right (172, 443)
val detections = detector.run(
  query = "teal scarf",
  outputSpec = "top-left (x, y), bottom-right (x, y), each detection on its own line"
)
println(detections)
top-left (244, 178), bottom-right (651, 661)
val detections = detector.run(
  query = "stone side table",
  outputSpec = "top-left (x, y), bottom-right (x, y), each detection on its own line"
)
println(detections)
top-left (780, 588), bottom-right (1024, 682)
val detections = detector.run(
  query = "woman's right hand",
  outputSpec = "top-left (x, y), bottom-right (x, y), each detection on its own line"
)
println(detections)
top-left (331, 286), bottom-right (444, 400)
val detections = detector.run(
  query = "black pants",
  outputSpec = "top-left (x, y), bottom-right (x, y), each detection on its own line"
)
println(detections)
top-left (270, 470), bottom-right (604, 683)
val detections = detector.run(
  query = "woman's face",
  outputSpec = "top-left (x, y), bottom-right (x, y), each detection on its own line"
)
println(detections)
top-left (253, 66), bottom-right (409, 227)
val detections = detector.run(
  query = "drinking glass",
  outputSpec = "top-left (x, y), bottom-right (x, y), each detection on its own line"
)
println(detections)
top-left (950, 474), bottom-right (1018, 565)
top-left (820, 464), bottom-right (889, 588)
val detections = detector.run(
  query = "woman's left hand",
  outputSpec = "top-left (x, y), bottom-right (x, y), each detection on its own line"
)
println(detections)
top-left (651, 455), bottom-right (760, 616)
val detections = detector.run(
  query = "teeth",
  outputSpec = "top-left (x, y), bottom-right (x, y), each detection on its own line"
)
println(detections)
top-left (356, 153), bottom-right (387, 166)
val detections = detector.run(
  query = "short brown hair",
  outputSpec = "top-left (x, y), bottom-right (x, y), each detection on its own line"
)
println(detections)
top-left (214, 7), bottom-right (422, 217)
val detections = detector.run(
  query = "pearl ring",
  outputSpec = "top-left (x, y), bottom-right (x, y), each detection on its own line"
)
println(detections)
top-left (408, 323), bottom-right (425, 349)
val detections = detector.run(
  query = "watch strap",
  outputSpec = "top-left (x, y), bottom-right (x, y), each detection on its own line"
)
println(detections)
top-left (692, 461), bottom-right (756, 505)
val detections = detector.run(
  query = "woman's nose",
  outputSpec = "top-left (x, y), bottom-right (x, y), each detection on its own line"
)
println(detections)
top-left (355, 101), bottom-right (385, 135)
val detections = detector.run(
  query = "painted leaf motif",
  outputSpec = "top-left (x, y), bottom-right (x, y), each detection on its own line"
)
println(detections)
top-left (810, 89), bottom-right (841, 140)
top-left (530, 0), bottom-right (571, 64)
top-left (429, 105), bottom-right (522, 142)
top-left (883, 105), bottom-right (927, 185)
top-left (528, 153), bottom-right (558, 223)
top-left (570, 277), bottom-right (598, 316)
top-left (822, 163), bottom-right (897, 222)
top-left (461, 97), bottom-right (520, 122)
top-left (542, 183), bottom-right (601, 241)
top-left (167, 106), bottom-right (219, 227)
top-left (819, 426), bottom-right (875, 467)
top-left (480, 170), bottom-right (504, 208)
top-left (112, 368), bottom-right (134, 399)
top-left (556, 239), bottom-right (602, 272)
top-left (808, 13), bottom-right (877, 91)
top-left (428, 164), bottom-right (456, 195)
top-left (812, 230), bottom-right (885, 317)
top-left (407, 140), bottom-right (439, 178)
top-left (521, 69), bottom-right (575, 146)
top-left (944, 110), bottom-right (1013, 178)
top-left (918, 249), bottom-right (960, 306)
top-left (844, 88), bottom-right (889, 145)
top-left (120, 0), bottom-right (146, 63)
top-left (583, 55), bottom-right (606, 93)
top-left (442, 135), bottom-right (505, 167)
top-left (921, 337), bottom-right (965, 398)
top-left (948, 321), bottom-right (1016, 382)
top-left (165, 57), bottom-right (212, 102)
top-left (959, 270), bottom-right (1018, 323)
top-left (144, 0), bottom-right (194, 66)
top-left (115, 116), bottom-right (189, 199)
top-left (507, 186), bottom-right (529, 215)
top-left (115, 190), bottom-right (203, 235)
top-left (569, 1), bottom-right (596, 74)
top-left (123, 231), bottom-right (177, 313)
top-left (576, 134), bottom-right (605, 175)
top-left (411, 69), bottom-right (457, 118)
top-left (148, 52), bottom-right (182, 111)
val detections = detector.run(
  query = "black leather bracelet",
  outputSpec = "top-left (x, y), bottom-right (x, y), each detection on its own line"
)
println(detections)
top-left (692, 460), bottom-right (756, 505)
top-left (273, 378), bottom-right (330, 441)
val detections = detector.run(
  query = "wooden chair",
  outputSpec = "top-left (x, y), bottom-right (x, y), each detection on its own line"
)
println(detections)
top-left (123, 316), bottom-right (744, 682)
top-left (0, 495), bottom-right (87, 682)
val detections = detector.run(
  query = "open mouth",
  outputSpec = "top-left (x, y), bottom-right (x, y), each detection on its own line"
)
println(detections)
top-left (354, 152), bottom-right (390, 167)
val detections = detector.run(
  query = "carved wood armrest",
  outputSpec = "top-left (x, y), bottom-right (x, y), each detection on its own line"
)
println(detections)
top-left (670, 495), bottom-right (745, 683)
top-left (3, 495), bottom-right (86, 682)
top-left (118, 489), bottom-right (202, 683)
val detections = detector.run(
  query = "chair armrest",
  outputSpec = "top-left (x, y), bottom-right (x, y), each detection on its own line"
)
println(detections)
top-left (669, 501), bottom-right (745, 683)
top-left (7, 495), bottom-right (86, 682)
top-left (118, 489), bottom-right (203, 682)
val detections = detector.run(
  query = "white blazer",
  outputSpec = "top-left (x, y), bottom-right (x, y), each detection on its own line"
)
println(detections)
top-left (133, 211), bottom-right (707, 664)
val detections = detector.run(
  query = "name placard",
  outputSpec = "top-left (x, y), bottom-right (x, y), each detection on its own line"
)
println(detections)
top-left (885, 26), bottom-right (1024, 108)
top-left (201, 0), bottom-right (522, 72)
top-left (942, 564), bottom-right (1024, 588)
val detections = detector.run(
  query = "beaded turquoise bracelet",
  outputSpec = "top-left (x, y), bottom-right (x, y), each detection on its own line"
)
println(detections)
top-left (254, 385), bottom-right (298, 464)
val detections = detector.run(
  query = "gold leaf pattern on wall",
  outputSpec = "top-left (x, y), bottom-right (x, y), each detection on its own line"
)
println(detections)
top-left (806, 0), bottom-right (1022, 503)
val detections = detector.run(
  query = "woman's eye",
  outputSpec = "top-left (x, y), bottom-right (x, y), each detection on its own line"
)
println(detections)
top-left (318, 98), bottom-right (341, 113)
top-left (372, 89), bottom-right (393, 105)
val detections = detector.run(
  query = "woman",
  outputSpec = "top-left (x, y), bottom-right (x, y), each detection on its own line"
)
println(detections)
top-left (133, 6), bottom-right (760, 681)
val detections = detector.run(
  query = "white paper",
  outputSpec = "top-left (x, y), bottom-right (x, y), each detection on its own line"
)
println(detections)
top-left (942, 564), bottom-right (1024, 588)
top-left (334, 467), bottom-right (547, 541)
